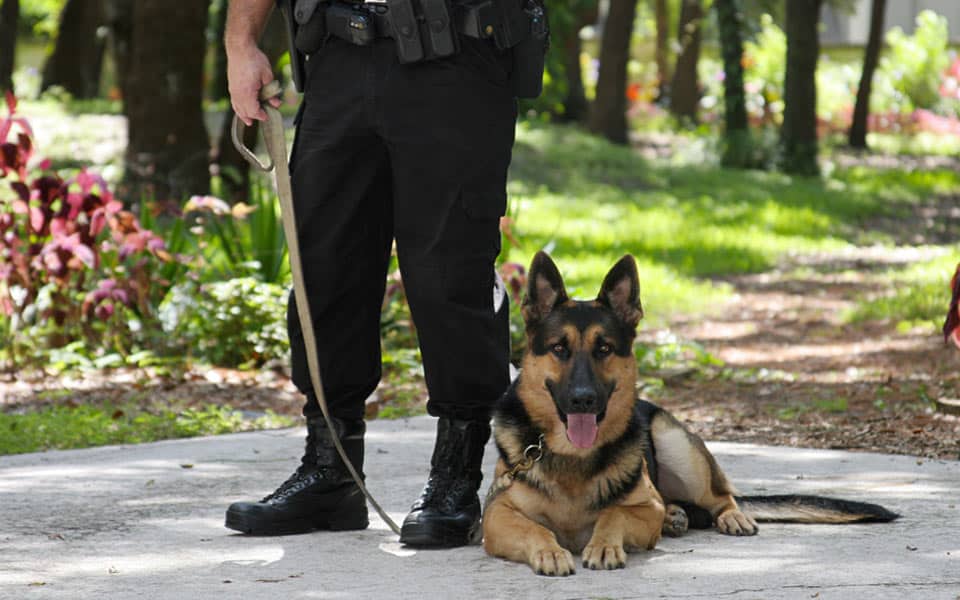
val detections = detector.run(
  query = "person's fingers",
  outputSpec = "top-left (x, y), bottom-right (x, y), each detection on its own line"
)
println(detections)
top-left (259, 68), bottom-right (283, 107)
top-left (228, 47), bottom-right (276, 125)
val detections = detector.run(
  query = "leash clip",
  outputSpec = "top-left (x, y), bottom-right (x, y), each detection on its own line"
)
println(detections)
top-left (507, 434), bottom-right (544, 480)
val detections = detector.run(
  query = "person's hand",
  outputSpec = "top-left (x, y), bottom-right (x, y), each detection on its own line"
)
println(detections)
top-left (227, 42), bottom-right (283, 126)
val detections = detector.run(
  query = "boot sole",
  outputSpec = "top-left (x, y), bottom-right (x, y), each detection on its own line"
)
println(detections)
top-left (225, 502), bottom-right (369, 536)
top-left (399, 518), bottom-right (481, 548)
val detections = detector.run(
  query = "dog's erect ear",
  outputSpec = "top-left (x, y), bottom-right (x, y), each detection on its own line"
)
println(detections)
top-left (522, 251), bottom-right (569, 325)
top-left (597, 254), bottom-right (643, 328)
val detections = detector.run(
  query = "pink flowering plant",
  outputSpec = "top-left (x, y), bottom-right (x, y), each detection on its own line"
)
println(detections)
top-left (0, 92), bottom-right (172, 368)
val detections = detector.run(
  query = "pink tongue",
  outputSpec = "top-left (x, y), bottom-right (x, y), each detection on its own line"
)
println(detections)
top-left (566, 413), bottom-right (599, 449)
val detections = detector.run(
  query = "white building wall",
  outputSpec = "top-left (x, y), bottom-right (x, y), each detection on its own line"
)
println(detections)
top-left (821, 0), bottom-right (960, 45)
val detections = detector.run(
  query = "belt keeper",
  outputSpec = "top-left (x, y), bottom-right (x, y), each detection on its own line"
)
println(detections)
top-left (295, 0), bottom-right (323, 24)
top-left (294, 0), bottom-right (329, 53)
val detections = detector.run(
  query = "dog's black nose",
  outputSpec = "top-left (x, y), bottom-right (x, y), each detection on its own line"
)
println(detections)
top-left (568, 386), bottom-right (598, 413)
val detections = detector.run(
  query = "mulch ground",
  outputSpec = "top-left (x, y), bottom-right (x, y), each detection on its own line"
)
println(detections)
top-left (642, 248), bottom-right (960, 461)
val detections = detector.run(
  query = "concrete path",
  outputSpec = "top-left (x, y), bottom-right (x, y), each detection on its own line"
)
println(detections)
top-left (1, 416), bottom-right (958, 599)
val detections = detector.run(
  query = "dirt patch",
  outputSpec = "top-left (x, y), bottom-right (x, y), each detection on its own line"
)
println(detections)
top-left (642, 248), bottom-right (960, 460)
top-left (861, 193), bottom-right (960, 245)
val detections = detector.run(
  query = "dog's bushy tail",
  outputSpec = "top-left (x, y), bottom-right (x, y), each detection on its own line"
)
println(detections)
top-left (735, 495), bottom-right (899, 524)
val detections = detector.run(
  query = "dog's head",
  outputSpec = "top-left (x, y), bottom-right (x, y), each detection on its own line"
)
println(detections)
top-left (517, 252), bottom-right (643, 454)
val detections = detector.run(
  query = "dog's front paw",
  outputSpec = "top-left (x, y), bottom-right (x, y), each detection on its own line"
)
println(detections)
top-left (662, 504), bottom-right (689, 537)
top-left (582, 542), bottom-right (627, 570)
top-left (716, 509), bottom-right (758, 536)
top-left (530, 546), bottom-right (576, 576)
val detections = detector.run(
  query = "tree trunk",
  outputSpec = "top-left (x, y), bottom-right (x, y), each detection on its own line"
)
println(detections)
top-left (41, 0), bottom-right (107, 99)
top-left (780, 0), bottom-right (821, 176)
top-left (214, 9), bottom-right (286, 202)
top-left (104, 0), bottom-right (133, 104)
top-left (123, 0), bottom-right (211, 204)
top-left (714, 0), bottom-right (752, 168)
top-left (0, 0), bottom-right (20, 94)
top-left (588, 0), bottom-right (638, 144)
top-left (654, 0), bottom-right (669, 101)
top-left (559, 2), bottom-right (598, 123)
top-left (668, 0), bottom-right (703, 122)
top-left (848, 0), bottom-right (886, 149)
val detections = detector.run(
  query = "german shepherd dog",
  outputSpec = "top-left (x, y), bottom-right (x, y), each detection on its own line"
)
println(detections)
top-left (482, 252), bottom-right (898, 576)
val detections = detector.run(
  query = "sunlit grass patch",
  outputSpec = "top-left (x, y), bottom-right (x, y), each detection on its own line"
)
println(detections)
top-left (866, 132), bottom-right (960, 157)
top-left (0, 404), bottom-right (295, 456)
top-left (505, 123), bottom-right (946, 325)
top-left (847, 252), bottom-right (957, 331)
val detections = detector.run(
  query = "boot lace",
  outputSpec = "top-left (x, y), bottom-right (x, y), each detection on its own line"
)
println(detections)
top-left (416, 429), bottom-right (479, 513)
top-left (261, 465), bottom-right (339, 504)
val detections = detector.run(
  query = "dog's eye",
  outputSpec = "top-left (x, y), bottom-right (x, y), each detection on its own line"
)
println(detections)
top-left (551, 342), bottom-right (568, 358)
top-left (596, 343), bottom-right (612, 357)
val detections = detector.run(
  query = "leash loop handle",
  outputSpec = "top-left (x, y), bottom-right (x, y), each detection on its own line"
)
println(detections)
top-left (231, 79), bottom-right (403, 537)
top-left (231, 117), bottom-right (273, 172)
top-left (231, 80), bottom-right (284, 172)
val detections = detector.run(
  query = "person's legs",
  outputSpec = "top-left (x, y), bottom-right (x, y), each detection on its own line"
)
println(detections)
top-left (226, 39), bottom-right (393, 535)
top-left (382, 36), bottom-right (518, 546)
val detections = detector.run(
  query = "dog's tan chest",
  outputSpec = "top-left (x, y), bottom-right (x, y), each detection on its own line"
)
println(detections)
top-left (505, 477), bottom-right (599, 552)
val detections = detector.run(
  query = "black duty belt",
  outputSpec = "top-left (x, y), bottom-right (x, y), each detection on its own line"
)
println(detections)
top-left (295, 0), bottom-right (486, 63)
top-left (283, 0), bottom-right (547, 97)
top-left (336, 0), bottom-right (492, 41)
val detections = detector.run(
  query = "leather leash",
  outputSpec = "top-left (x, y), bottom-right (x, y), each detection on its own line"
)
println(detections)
top-left (232, 80), bottom-right (403, 536)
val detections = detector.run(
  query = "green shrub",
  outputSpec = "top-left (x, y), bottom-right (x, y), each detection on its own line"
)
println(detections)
top-left (878, 10), bottom-right (952, 112)
top-left (182, 181), bottom-right (288, 285)
top-left (159, 277), bottom-right (288, 368)
top-left (744, 14), bottom-right (787, 122)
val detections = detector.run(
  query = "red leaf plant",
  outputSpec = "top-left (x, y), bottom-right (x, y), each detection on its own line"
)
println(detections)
top-left (0, 94), bottom-right (171, 364)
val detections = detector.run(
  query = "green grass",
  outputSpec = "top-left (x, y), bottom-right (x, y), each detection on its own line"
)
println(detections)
top-left (0, 404), bottom-right (295, 456)
top-left (504, 122), bottom-right (960, 325)
top-left (775, 397), bottom-right (849, 421)
top-left (848, 252), bottom-right (957, 330)
top-left (865, 132), bottom-right (960, 157)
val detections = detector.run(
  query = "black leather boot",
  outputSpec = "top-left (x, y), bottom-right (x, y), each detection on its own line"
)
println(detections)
top-left (399, 417), bottom-right (491, 547)
top-left (225, 416), bottom-right (368, 535)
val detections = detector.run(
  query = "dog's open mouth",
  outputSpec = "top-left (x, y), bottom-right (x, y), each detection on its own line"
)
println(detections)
top-left (559, 411), bottom-right (605, 449)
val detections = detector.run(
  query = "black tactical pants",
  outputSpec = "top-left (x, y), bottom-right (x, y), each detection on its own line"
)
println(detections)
top-left (288, 35), bottom-right (517, 422)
